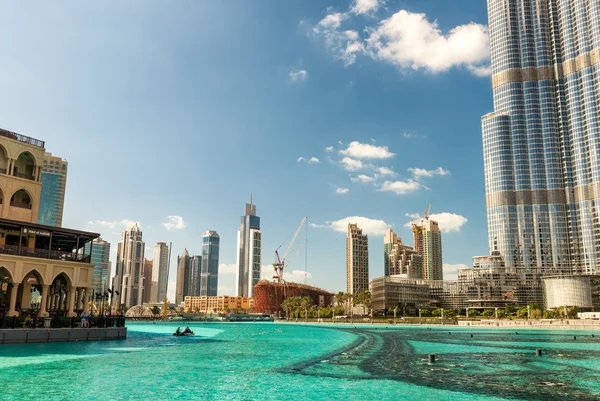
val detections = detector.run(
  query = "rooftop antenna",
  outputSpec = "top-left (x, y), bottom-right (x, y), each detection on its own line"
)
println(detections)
top-left (250, 192), bottom-right (253, 206)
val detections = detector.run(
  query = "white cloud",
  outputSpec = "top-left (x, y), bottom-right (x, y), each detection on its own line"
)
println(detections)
top-left (376, 166), bottom-right (395, 176)
top-left (350, 0), bottom-right (383, 16)
top-left (402, 132), bottom-right (426, 139)
top-left (379, 179), bottom-right (422, 195)
top-left (219, 263), bottom-right (237, 274)
top-left (298, 156), bottom-right (320, 164)
top-left (340, 141), bottom-right (395, 159)
top-left (340, 156), bottom-right (365, 171)
top-left (336, 187), bottom-right (350, 194)
top-left (163, 215), bottom-right (187, 230)
top-left (261, 268), bottom-right (312, 283)
top-left (315, 12), bottom-right (345, 32)
top-left (289, 69), bottom-right (308, 82)
top-left (408, 167), bottom-right (450, 180)
top-left (312, 216), bottom-right (391, 236)
top-left (325, 146), bottom-right (335, 152)
top-left (87, 219), bottom-right (141, 230)
top-left (404, 212), bottom-right (468, 232)
top-left (352, 174), bottom-right (375, 183)
top-left (315, 7), bottom-right (490, 77)
top-left (443, 263), bottom-right (469, 280)
top-left (364, 10), bottom-right (490, 74)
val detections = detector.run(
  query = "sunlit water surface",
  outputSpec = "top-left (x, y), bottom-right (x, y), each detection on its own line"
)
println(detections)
top-left (1, 322), bottom-right (599, 400)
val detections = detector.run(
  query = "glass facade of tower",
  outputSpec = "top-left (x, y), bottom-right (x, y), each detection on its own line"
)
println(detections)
top-left (85, 238), bottom-right (111, 296)
top-left (201, 231), bottom-right (220, 296)
top-left (482, 0), bottom-right (600, 273)
top-left (38, 172), bottom-right (62, 226)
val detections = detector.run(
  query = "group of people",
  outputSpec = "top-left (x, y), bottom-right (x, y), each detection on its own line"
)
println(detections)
top-left (174, 326), bottom-right (193, 335)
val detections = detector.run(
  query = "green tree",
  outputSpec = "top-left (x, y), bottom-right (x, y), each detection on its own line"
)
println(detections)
top-left (516, 307), bottom-right (528, 319)
top-left (355, 290), bottom-right (371, 308)
top-left (151, 306), bottom-right (160, 316)
top-left (505, 305), bottom-right (516, 316)
top-left (468, 309), bottom-right (480, 317)
top-left (431, 309), bottom-right (442, 317)
top-left (420, 309), bottom-right (432, 317)
top-left (567, 306), bottom-right (580, 319)
top-left (482, 310), bottom-right (495, 317)
top-left (497, 310), bottom-right (507, 319)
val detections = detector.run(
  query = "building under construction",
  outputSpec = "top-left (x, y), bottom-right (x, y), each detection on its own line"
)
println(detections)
top-left (253, 280), bottom-right (333, 314)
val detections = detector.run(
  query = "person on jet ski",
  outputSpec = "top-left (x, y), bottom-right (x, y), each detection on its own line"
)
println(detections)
top-left (175, 327), bottom-right (182, 335)
top-left (183, 326), bottom-right (192, 334)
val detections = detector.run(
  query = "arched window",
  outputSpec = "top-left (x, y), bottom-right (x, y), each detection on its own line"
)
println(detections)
top-left (10, 189), bottom-right (32, 209)
top-left (0, 146), bottom-right (8, 174)
top-left (13, 152), bottom-right (36, 180)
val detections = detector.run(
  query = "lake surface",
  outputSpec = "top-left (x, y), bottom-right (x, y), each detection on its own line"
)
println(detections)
top-left (1, 322), bottom-right (600, 400)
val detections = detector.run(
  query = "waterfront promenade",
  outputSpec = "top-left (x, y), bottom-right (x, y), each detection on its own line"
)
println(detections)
top-left (0, 327), bottom-right (127, 344)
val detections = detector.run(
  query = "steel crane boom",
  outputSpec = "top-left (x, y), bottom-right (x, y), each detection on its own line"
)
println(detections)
top-left (281, 216), bottom-right (307, 263)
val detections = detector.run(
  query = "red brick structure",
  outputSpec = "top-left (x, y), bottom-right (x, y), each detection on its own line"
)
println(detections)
top-left (253, 280), bottom-right (334, 314)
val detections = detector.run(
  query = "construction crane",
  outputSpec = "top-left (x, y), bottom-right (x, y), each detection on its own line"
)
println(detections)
top-left (412, 203), bottom-right (432, 235)
top-left (273, 217), bottom-right (307, 284)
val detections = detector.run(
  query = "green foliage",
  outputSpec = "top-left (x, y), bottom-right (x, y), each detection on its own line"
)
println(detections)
top-left (431, 309), bottom-right (442, 317)
top-left (420, 309), bottom-right (432, 317)
top-left (482, 310), bottom-right (495, 317)
top-left (543, 309), bottom-right (560, 319)
top-left (516, 307), bottom-right (528, 319)
top-left (151, 306), bottom-right (160, 316)
top-left (468, 309), bottom-right (480, 317)
top-left (505, 304), bottom-right (516, 315)
top-left (567, 306), bottom-right (579, 319)
top-left (497, 310), bottom-right (507, 319)
top-left (281, 296), bottom-right (313, 319)
top-left (355, 290), bottom-right (371, 308)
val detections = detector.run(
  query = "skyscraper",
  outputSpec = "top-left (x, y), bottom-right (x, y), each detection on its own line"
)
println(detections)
top-left (413, 219), bottom-right (443, 280)
top-left (152, 242), bottom-right (169, 302)
top-left (85, 237), bottom-right (111, 296)
top-left (346, 223), bottom-right (369, 295)
top-left (482, 0), bottom-right (600, 273)
top-left (38, 152), bottom-right (67, 227)
top-left (175, 249), bottom-right (191, 304)
top-left (143, 258), bottom-right (153, 304)
top-left (201, 230), bottom-right (220, 296)
top-left (384, 229), bottom-right (422, 278)
top-left (235, 196), bottom-right (262, 297)
top-left (112, 224), bottom-right (145, 308)
top-left (190, 255), bottom-right (202, 296)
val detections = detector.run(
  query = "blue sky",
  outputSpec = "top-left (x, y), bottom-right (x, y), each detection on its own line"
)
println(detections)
top-left (0, 0), bottom-right (493, 301)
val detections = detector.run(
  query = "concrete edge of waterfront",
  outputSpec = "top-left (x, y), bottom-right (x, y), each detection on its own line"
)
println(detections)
top-left (275, 319), bottom-right (600, 331)
top-left (0, 327), bottom-right (127, 344)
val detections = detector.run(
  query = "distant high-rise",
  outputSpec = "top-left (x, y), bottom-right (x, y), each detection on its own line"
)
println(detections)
top-left (152, 242), bottom-right (169, 302)
top-left (235, 195), bottom-right (262, 297)
top-left (190, 255), bottom-right (202, 296)
top-left (346, 223), bottom-right (369, 295)
top-left (175, 249), bottom-right (191, 304)
top-left (384, 229), bottom-right (422, 278)
top-left (201, 230), bottom-right (220, 296)
top-left (112, 224), bottom-right (145, 308)
top-left (85, 237), bottom-right (111, 296)
top-left (143, 258), bottom-right (153, 304)
top-left (482, 0), bottom-right (600, 273)
top-left (413, 219), bottom-right (443, 280)
top-left (38, 152), bottom-right (67, 227)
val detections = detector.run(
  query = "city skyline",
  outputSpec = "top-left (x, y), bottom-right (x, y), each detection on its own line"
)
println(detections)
top-left (0, 1), bottom-right (496, 301)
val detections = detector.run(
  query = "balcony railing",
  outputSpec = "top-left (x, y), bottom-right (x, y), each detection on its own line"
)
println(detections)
top-left (10, 202), bottom-right (32, 209)
top-left (13, 171), bottom-right (36, 181)
top-left (0, 243), bottom-right (91, 263)
top-left (0, 168), bottom-right (6, 174)
top-left (0, 129), bottom-right (45, 148)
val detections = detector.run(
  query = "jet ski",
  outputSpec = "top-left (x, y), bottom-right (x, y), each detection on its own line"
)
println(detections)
top-left (173, 331), bottom-right (195, 336)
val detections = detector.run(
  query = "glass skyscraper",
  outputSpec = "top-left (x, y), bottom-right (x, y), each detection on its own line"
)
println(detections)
top-left (201, 230), bottom-right (220, 296)
top-left (38, 153), bottom-right (67, 227)
top-left (235, 195), bottom-right (262, 297)
top-left (85, 237), bottom-right (111, 297)
top-left (482, 0), bottom-right (600, 274)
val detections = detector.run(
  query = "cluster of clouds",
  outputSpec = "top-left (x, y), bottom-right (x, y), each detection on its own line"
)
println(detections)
top-left (297, 156), bottom-right (320, 164)
top-left (311, 210), bottom-right (468, 237)
top-left (313, 0), bottom-right (490, 76)
top-left (289, 69), bottom-right (308, 82)
top-left (88, 215), bottom-right (188, 231)
top-left (321, 140), bottom-right (450, 196)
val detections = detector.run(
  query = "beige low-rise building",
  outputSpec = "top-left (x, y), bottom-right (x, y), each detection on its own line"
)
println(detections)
top-left (0, 129), bottom-right (99, 317)
top-left (184, 295), bottom-right (253, 314)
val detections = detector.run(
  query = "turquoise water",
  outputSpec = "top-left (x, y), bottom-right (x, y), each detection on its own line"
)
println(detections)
top-left (1, 323), bottom-right (599, 400)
